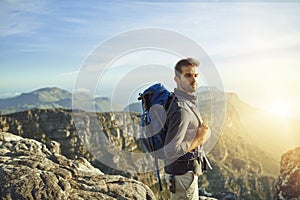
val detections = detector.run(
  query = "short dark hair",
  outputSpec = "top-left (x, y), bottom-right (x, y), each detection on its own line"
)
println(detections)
top-left (174, 57), bottom-right (200, 77)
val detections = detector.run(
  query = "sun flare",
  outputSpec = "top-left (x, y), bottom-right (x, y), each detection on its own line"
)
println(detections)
top-left (269, 100), bottom-right (291, 117)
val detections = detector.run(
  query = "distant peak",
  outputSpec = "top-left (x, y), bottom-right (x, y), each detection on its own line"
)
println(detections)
top-left (226, 92), bottom-right (240, 99)
top-left (32, 87), bottom-right (70, 93)
top-left (197, 86), bottom-right (224, 93)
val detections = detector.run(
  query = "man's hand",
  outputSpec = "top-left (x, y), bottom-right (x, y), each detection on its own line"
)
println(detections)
top-left (197, 124), bottom-right (209, 140)
top-left (187, 124), bottom-right (209, 152)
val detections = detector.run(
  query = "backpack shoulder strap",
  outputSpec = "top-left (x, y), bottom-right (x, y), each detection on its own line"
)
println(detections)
top-left (184, 100), bottom-right (203, 127)
top-left (165, 92), bottom-right (177, 114)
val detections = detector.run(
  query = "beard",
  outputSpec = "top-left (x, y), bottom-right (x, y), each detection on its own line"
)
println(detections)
top-left (180, 81), bottom-right (197, 93)
top-left (191, 82), bottom-right (197, 91)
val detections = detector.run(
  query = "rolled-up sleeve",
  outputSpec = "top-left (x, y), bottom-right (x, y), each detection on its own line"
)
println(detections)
top-left (164, 107), bottom-right (192, 160)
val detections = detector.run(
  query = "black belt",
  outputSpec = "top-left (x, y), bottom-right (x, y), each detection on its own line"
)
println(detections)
top-left (164, 158), bottom-right (199, 175)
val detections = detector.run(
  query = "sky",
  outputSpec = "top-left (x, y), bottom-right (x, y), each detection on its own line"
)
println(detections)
top-left (1, 0), bottom-right (300, 118)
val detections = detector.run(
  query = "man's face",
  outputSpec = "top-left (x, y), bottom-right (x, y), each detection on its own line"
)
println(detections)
top-left (176, 65), bottom-right (199, 94)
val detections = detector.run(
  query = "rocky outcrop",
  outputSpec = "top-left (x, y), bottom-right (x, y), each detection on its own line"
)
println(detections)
top-left (275, 147), bottom-right (300, 200)
top-left (0, 109), bottom-right (163, 198)
top-left (0, 132), bottom-right (155, 200)
top-left (0, 109), bottom-right (141, 167)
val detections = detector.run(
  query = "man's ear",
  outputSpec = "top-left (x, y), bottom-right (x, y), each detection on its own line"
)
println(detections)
top-left (174, 76), bottom-right (180, 83)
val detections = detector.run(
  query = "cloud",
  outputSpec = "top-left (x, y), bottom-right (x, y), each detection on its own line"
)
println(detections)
top-left (0, 0), bottom-right (50, 37)
top-left (58, 70), bottom-right (80, 77)
top-left (0, 91), bottom-right (21, 99)
top-left (1, 0), bottom-right (299, 117)
top-left (62, 17), bottom-right (89, 25)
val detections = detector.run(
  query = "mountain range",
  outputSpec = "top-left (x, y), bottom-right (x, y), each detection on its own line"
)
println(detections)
top-left (0, 87), bottom-right (122, 114)
top-left (1, 86), bottom-right (299, 167)
top-left (1, 87), bottom-right (299, 161)
top-left (0, 87), bottom-right (299, 199)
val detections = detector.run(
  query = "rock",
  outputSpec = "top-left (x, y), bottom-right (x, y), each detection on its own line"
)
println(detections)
top-left (0, 109), bottom-right (140, 162)
top-left (199, 197), bottom-right (218, 200)
top-left (0, 132), bottom-right (155, 200)
top-left (47, 140), bottom-right (61, 154)
top-left (0, 131), bottom-right (23, 141)
top-left (0, 109), bottom-right (163, 199)
top-left (199, 189), bottom-right (238, 200)
top-left (212, 191), bottom-right (239, 200)
top-left (275, 147), bottom-right (300, 200)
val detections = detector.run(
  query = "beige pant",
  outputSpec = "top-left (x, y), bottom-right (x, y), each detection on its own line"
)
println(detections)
top-left (170, 171), bottom-right (198, 200)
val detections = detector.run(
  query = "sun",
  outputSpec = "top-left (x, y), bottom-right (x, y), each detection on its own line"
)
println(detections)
top-left (269, 100), bottom-right (291, 117)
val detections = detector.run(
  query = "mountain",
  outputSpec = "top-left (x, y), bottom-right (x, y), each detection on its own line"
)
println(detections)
top-left (0, 87), bottom-right (72, 114)
top-left (123, 102), bottom-right (142, 113)
top-left (225, 93), bottom-right (300, 169)
top-left (0, 87), bottom-right (122, 114)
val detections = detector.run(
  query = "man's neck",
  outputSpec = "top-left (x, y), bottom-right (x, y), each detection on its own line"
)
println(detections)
top-left (176, 88), bottom-right (194, 96)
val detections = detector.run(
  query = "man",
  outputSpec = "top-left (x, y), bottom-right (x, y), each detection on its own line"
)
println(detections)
top-left (164, 57), bottom-right (210, 200)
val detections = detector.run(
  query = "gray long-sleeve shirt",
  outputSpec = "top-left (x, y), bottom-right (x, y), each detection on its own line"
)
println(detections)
top-left (164, 88), bottom-right (203, 164)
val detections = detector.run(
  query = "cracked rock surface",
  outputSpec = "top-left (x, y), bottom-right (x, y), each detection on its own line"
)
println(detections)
top-left (0, 132), bottom-right (155, 200)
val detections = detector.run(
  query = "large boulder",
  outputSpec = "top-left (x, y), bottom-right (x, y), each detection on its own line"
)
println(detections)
top-left (275, 147), bottom-right (300, 200)
top-left (0, 132), bottom-right (155, 200)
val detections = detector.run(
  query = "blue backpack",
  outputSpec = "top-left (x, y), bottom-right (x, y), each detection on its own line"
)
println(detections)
top-left (138, 83), bottom-right (176, 191)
